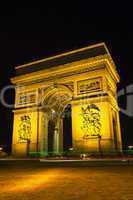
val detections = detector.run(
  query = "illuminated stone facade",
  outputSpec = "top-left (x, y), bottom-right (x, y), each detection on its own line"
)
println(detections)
top-left (11, 43), bottom-right (122, 157)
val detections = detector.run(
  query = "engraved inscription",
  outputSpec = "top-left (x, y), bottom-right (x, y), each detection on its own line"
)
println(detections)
top-left (77, 77), bottom-right (102, 95)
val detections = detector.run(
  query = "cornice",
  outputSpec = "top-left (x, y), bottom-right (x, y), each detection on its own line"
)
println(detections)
top-left (15, 42), bottom-right (106, 70)
top-left (11, 55), bottom-right (109, 85)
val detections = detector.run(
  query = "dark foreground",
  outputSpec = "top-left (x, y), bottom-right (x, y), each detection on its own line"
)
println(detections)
top-left (0, 161), bottom-right (133, 200)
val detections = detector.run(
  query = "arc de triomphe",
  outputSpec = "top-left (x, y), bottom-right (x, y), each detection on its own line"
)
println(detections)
top-left (11, 43), bottom-right (122, 157)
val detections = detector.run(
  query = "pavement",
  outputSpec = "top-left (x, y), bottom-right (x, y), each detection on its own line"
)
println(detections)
top-left (0, 164), bottom-right (133, 200)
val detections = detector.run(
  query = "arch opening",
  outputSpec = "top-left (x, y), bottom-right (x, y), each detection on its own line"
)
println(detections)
top-left (42, 85), bottom-right (73, 156)
top-left (62, 104), bottom-right (72, 153)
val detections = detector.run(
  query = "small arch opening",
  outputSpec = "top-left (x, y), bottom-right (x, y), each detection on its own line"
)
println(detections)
top-left (48, 120), bottom-right (55, 155)
top-left (63, 104), bottom-right (72, 152)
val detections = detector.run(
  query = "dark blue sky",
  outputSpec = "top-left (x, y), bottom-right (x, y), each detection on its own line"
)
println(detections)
top-left (0, 2), bottom-right (133, 151)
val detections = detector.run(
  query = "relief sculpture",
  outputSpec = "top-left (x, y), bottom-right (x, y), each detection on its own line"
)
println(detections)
top-left (18, 115), bottom-right (32, 142)
top-left (81, 104), bottom-right (101, 139)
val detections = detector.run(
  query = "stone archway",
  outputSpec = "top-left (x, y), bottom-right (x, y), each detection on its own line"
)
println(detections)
top-left (11, 43), bottom-right (122, 157)
top-left (41, 84), bottom-right (73, 155)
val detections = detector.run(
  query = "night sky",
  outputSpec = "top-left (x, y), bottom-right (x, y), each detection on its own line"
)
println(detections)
top-left (0, 2), bottom-right (133, 152)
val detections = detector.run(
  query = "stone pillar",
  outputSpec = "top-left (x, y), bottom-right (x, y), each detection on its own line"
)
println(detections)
top-left (39, 111), bottom-right (48, 157)
top-left (116, 110), bottom-right (122, 152)
top-left (53, 127), bottom-right (59, 155)
top-left (59, 118), bottom-right (63, 154)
